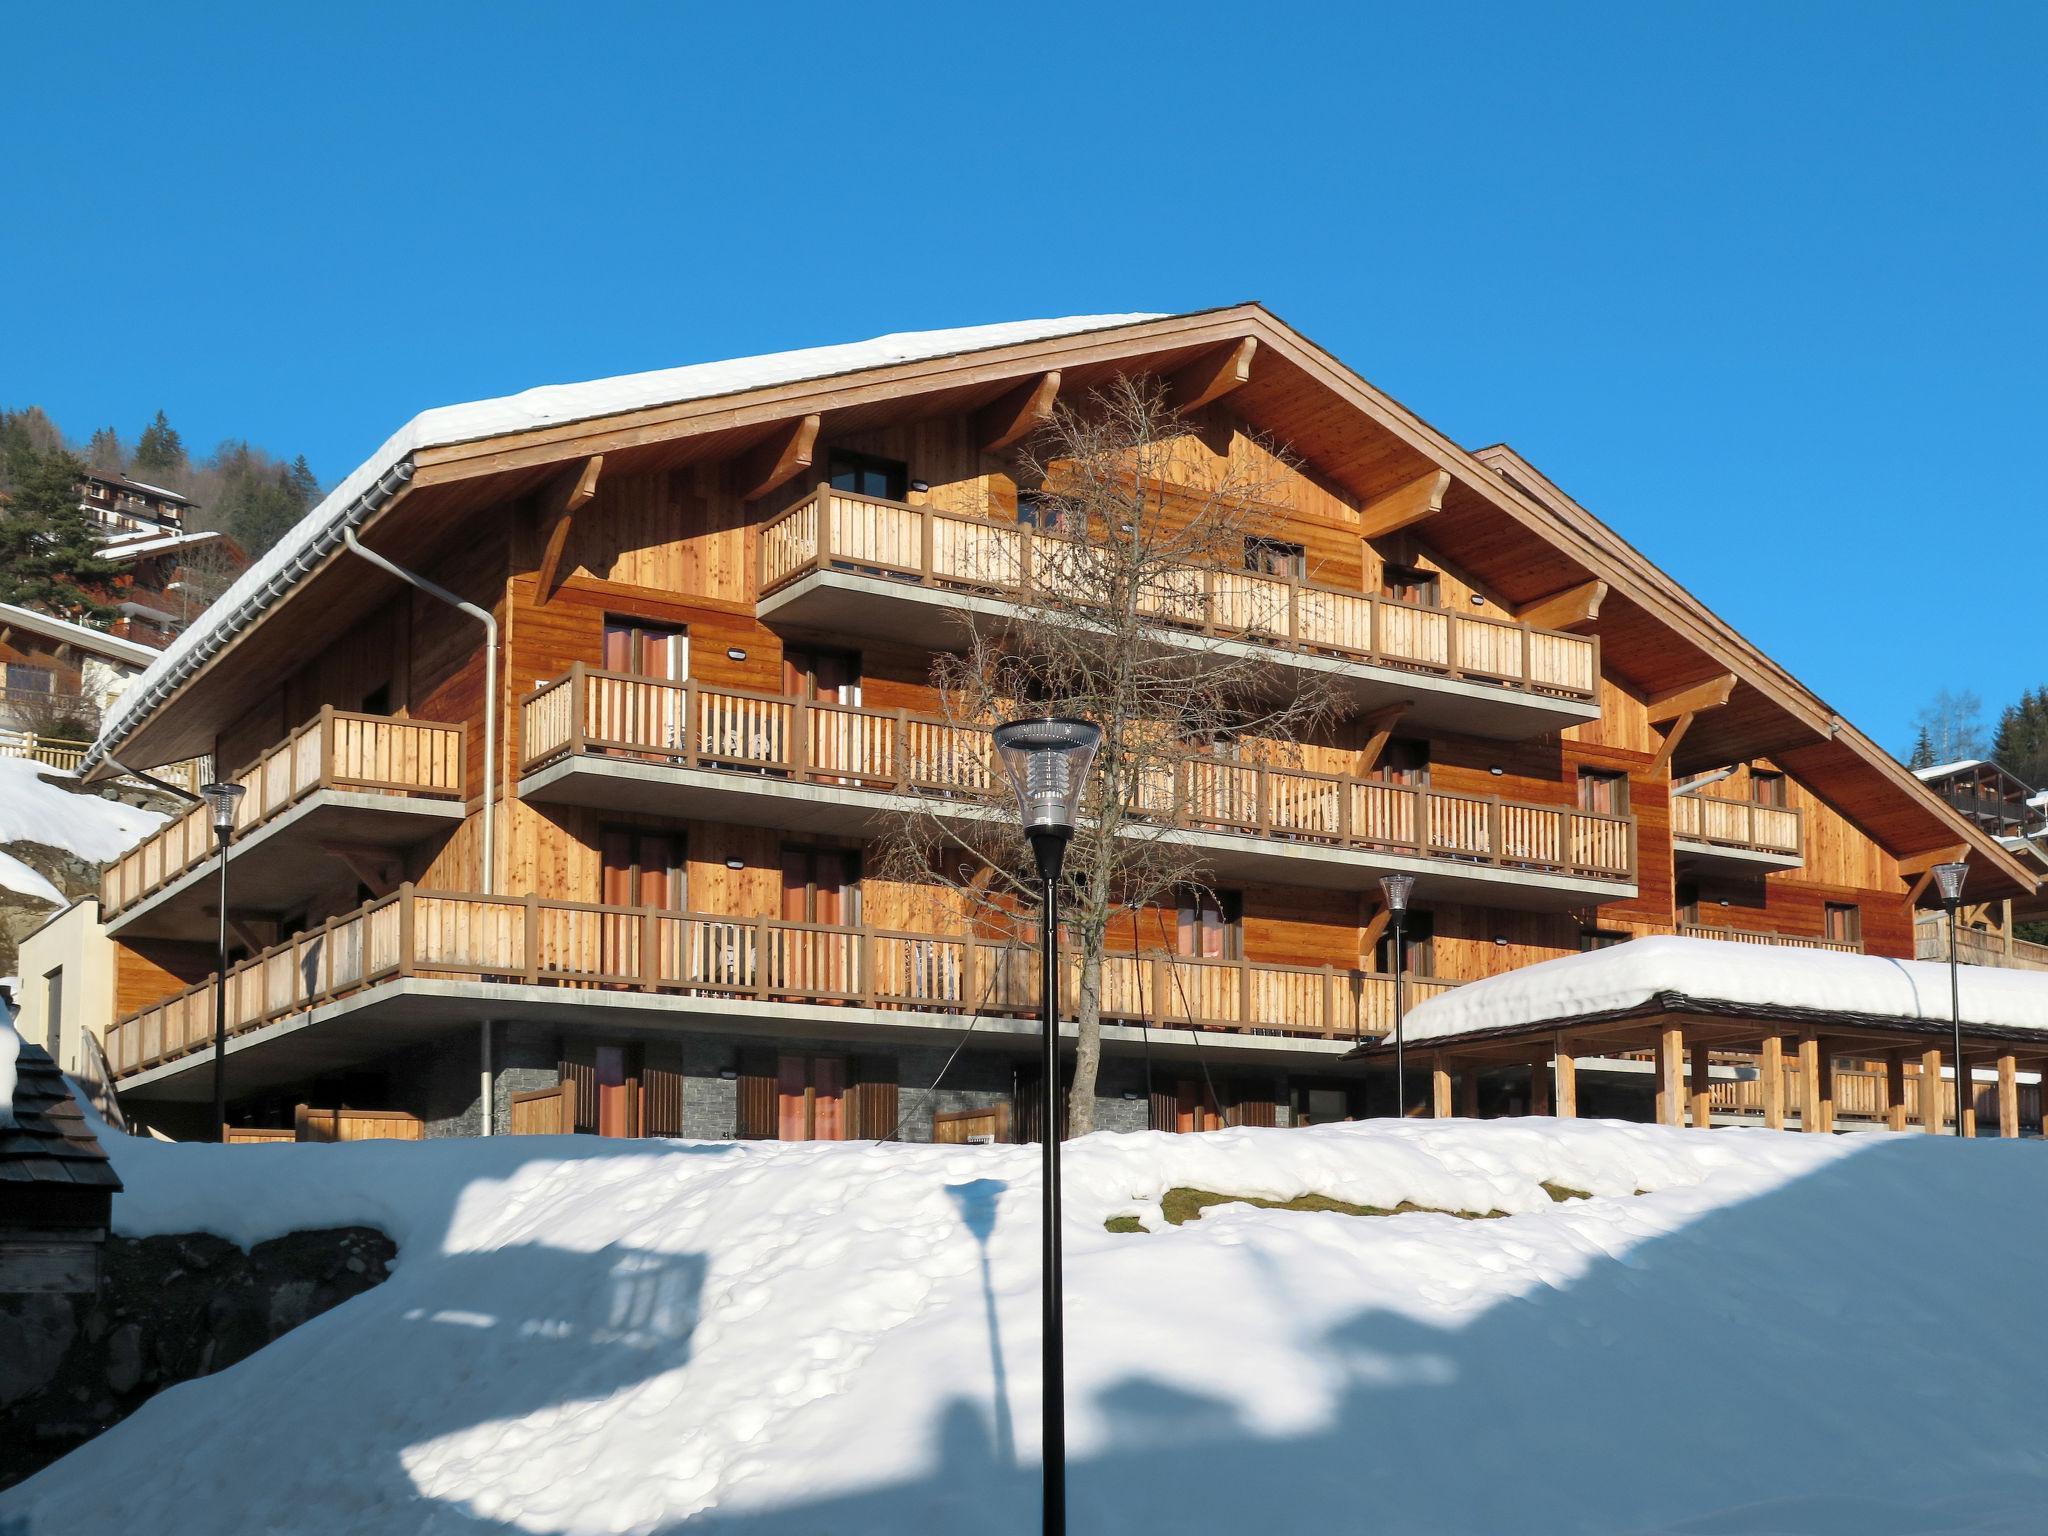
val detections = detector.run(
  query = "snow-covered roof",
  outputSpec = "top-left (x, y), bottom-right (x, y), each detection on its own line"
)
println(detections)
top-left (1400, 935), bottom-right (2048, 1043)
top-left (1913, 759), bottom-right (1983, 780)
top-left (99, 529), bottom-right (225, 560)
top-left (0, 601), bottom-right (159, 667)
top-left (80, 467), bottom-right (194, 505)
top-left (86, 312), bottom-right (1167, 768)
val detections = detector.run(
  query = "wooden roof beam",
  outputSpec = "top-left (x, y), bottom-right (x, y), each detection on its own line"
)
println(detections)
top-left (735, 413), bottom-right (820, 503)
top-left (1647, 673), bottom-right (1737, 726)
top-left (1515, 579), bottom-right (1608, 632)
top-left (973, 370), bottom-right (1061, 452)
top-left (533, 454), bottom-right (603, 605)
top-left (1167, 337), bottom-right (1257, 412)
top-left (1359, 470), bottom-right (1452, 539)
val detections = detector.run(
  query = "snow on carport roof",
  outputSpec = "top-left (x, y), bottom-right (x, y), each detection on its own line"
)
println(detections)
top-left (86, 311), bottom-right (1170, 768)
top-left (1400, 935), bottom-right (2048, 1045)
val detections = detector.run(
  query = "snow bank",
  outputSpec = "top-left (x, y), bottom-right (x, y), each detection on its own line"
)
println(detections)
top-left (0, 756), bottom-right (166, 867)
top-left (93, 313), bottom-right (1168, 760)
top-left (1402, 933), bottom-right (2048, 1043)
top-left (15, 1117), bottom-right (2048, 1534)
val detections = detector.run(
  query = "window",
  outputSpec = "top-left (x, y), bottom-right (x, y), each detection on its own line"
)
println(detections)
top-left (5, 663), bottom-right (54, 695)
top-left (777, 1053), bottom-right (848, 1141)
top-left (602, 618), bottom-right (687, 681)
top-left (43, 967), bottom-right (63, 1071)
top-left (1175, 888), bottom-right (1243, 960)
top-left (1244, 537), bottom-right (1306, 580)
top-left (1580, 930), bottom-right (1629, 952)
top-left (1677, 880), bottom-right (1700, 925)
top-left (781, 845), bottom-right (861, 926)
top-left (1381, 566), bottom-right (1439, 607)
top-left (1376, 738), bottom-right (1430, 787)
top-left (1825, 903), bottom-right (1862, 944)
top-left (827, 449), bottom-right (908, 502)
top-left (1577, 769), bottom-right (1630, 816)
top-left (1016, 489), bottom-right (1065, 532)
top-left (600, 828), bottom-right (686, 909)
top-left (1300, 1086), bottom-right (1352, 1126)
top-left (1375, 910), bottom-right (1435, 976)
top-left (1751, 771), bottom-right (1787, 808)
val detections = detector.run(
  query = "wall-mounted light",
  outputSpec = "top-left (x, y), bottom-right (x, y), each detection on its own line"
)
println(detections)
top-left (725, 857), bottom-right (745, 871)
top-left (1493, 935), bottom-right (1509, 947)
top-left (719, 1068), bottom-right (738, 1081)
top-left (1469, 594), bottom-right (1486, 607)
top-left (909, 480), bottom-right (931, 494)
top-left (1488, 765), bottom-right (1505, 777)
top-left (726, 647), bottom-right (747, 661)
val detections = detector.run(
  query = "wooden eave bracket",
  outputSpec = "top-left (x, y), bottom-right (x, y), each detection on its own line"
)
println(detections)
top-left (1355, 700), bottom-right (1414, 776)
top-left (1515, 578), bottom-right (1608, 632)
top-left (974, 371), bottom-right (1061, 452)
top-left (1359, 470), bottom-right (1452, 539)
top-left (1168, 338), bottom-right (1257, 412)
top-left (533, 454), bottom-right (604, 604)
top-left (1647, 673), bottom-right (1736, 725)
top-left (736, 413), bottom-right (821, 503)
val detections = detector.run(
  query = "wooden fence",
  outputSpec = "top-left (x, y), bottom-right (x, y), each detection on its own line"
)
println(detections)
top-left (522, 668), bottom-right (1636, 883)
top-left (1677, 923), bottom-right (1863, 954)
top-left (99, 707), bottom-right (465, 916)
top-left (509, 1083), bottom-right (575, 1135)
top-left (756, 485), bottom-right (1599, 701)
top-left (104, 886), bottom-right (1460, 1080)
top-left (1712, 1064), bottom-right (2036, 1128)
top-left (0, 730), bottom-right (93, 774)
top-left (1914, 914), bottom-right (2048, 974)
top-left (1671, 792), bottom-right (1802, 856)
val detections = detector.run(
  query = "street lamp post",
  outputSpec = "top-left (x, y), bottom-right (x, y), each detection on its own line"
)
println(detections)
top-left (200, 781), bottom-right (246, 1143)
top-left (1933, 860), bottom-right (1971, 1137)
top-left (992, 715), bottom-right (1101, 1536)
top-left (1380, 874), bottom-right (1416, 1117)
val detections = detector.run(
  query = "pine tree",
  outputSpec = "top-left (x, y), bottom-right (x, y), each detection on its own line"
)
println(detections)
top-left (1992, 686), bottom-right (2048, 790)
top-left (0, 450), bottom-right (120, 623)
top-left (86, 426), bottom-right (124, 469)
top-left (0, 407), bottom-right (62, 491)
top-left (286, 454), bottom-right (320, 507)
top-left (1908, 725), bottom-right (1935, 770)
top-left (132, 409), bottom-right (185, 478)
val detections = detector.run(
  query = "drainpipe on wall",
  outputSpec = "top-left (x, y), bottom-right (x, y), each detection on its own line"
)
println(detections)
top-left (341, 527), bottom-right (501, 1135)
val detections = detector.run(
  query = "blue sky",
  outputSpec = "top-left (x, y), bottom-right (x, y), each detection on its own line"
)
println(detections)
top-left (5, 2), bottom-right (2041, 757)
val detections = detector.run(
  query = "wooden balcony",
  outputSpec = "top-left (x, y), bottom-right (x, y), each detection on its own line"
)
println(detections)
top-left (1915, 913), bottom-right (2048, 974)
top-left (755, 486), bottom-right (1601, 740)
top-left (99, 707), bottom-right (467, 940)
top-left (1711, 1060), bottom-right (2034, 1130)
top-left (103, 885), bottom-right (1460, 1086)
top-left (1677, 923), bottom-right (1863, 954)
top-left (520, 668), bottom-right (1637, 905)
top-left (1670, 791), bottom-right (1803, 869)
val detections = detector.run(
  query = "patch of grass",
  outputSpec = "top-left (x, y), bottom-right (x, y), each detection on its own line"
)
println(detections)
top-left (1158, 1186), bottom-right (1504, 1226)
top-left (1103, 1214), bottom-right (1148, 1234)
top-left (1542, 1182), bottom-right (1592, 1203)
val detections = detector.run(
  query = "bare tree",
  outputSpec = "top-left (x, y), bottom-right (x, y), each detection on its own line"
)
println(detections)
top-left (873, 376), bottom-right (1344, 1133)
top-left (170, 539), bottom-right (245, 624)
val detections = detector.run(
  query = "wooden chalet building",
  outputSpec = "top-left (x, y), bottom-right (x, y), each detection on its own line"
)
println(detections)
top-left (76, 468), bottom-right (194, 538)
top-left (99, 528), bottom-right (251, 650)
top-left (49, 306), bottom-right (2038, 1142)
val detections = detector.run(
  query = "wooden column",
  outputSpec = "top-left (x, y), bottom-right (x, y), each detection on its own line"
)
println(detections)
top-left (1655, 1024), bottom-right (1685, 1128)
top-left (2035, 1060), bottom-right (2048, 1140)
top-left (1814, 1043), bottom-right (1836, 1134)
top-left (1798, 1034), bottom-right (1822, 1133)
top-left (1459, 1064), bottom-right (1481, 1120)
top-left (1761, 1035), bottom-right (1785, 1131)
top-left (1885, 1050), bottom-right (1908, 1133)
top-left (1431, 1059), bottom-right (1454, 1119)
top-left (1998, 1053), bottom-right (2019, 1139)
top-left (1920, 1047), bottom-right (1945, 1134)
top-left (1689, 1043), bottom-right (1712, 1129)
top-left (1958, 1054), bottom-right (1977, 1138)
top-left (1554, 1038), bottom-right (1578, 1120)
top-left (1529, 1052), bottom-right (1551, 1117)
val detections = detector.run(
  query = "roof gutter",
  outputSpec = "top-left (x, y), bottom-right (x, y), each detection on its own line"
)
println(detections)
top-left (81, 459), bottom-right (417, 778)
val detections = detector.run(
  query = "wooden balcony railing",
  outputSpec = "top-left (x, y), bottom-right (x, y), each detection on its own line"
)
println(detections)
top-left (1678, 923), bottom-right (1863, 954)
top-left (522, 667), bottom-right (1637, 883)
top-left (1914, 913), bottom-right (2048, 974)
top-left (1670, 791), bottom-right (1802, 857)
top-left (98, 707), bottom-right (467, 917)
top-left (757, 486), bottom-right (1600, 702)
top-left (1711, 1063), bottom-right (2030, 1127)
top-left (103, 886), bottom-right (1461, 1080)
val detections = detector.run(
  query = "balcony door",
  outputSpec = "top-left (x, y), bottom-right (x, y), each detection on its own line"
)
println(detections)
top-left (601, 618), bottom-right (688, 757)
top-left (784, 647), bottom-right (863, 782)
top-left (600, 827), bottom-right (686, 981)
top-left (777, 1053), bottom-right (848, 1141)
top-left (828, 449), bottom-right (908, 503)
top-left (1175, 888), bottom-right (1243, 961)
top-left (780, 846), bottom-right (861, 996)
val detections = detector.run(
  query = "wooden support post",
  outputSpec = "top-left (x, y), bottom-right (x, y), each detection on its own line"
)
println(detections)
top-left (1529, 1051), bottom-right (1551, 1117)
top-left (1998, 1053), bottom-right (2019, 1139)
top-left (1920, 1047), bottom-right (1945, 1133)
top-left (1760, 1035), bottom-right (1786, 1131)
top-left (1958, 1054), bottom-right (1977, 1137)
top-left (1690, 1042), bottom-right (1712, 1129)
top-left (1655, 1024), bottom-right (1685, 1127)
top-left (1553, 1039), bottom-right (1579, 1119)
top-left (1431, 1060), bottom-right (1453, 1120)
top-left (1798, 1034), bottom-right (1822, 1132)
top-left (1885, 1050), bottom-right (1908, 1133)
top-left (1815, 1043), bottom-right (1835, 1134)
top-left (1459, 1064), bottom-right (1481, 1120)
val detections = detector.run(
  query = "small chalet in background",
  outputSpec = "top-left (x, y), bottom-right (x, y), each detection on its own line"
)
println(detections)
top-left (0, 601), bottom-right (157, 738)
top-left (75, 468), bottom-right (194, 538)
top-left (1914, 759), bottom-right (2048, 973)
top-left (0, 1037), bottom-right (123, 1295)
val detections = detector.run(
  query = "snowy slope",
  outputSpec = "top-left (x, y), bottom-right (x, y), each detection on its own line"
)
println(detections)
top-left (9, 1118), bottom-right (2048, 1534)
top-left (0, 757), bottom-right (166, 864)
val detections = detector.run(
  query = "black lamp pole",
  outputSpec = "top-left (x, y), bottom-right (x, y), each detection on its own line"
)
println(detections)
top-left (1379, 874), bottom-right (1415, 1117)
top-left (992, 716), bottom-right (1101, 1536)
top-left (1934, 861), bottom-right (1970, 1137)
top-left (201, 782), bottom-right (245, 1143)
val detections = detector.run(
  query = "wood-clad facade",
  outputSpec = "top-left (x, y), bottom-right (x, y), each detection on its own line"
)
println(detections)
top-left (76, 307), bottom-right (2038, 1141)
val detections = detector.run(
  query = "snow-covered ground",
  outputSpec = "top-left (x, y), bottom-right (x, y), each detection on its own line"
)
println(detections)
top-left (9, 1113), bottom-right (2048, 1534)
top-left (0, 756), bottom-right (165, 903)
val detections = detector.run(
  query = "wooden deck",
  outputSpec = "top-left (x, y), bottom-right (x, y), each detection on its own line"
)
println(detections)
top-left (522, 667), bottom-right (1636, 883)
top-left (102, 885), bottom-right (1460, 1080)
top-left (99, 707), bottom-right (466, 918)
top-left (1670, 791), bottom-right (1802, 858)
top-left (757, 486), bottom-right (1600, 702)
top-left (1915, 913), bottom-right (2048, 974)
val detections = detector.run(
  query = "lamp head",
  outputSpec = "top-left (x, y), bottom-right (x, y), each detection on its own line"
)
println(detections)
top-left (992, 715), bottom-right (1101, 880)
top-left (199, 781), bottom-right (245, 838)
top-left (1932, 860), bottom-right (1969, 908)
top-left (1379, 873), bottom-right (1416, 915)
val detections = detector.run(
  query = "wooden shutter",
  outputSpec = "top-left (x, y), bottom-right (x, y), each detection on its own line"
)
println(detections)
top-left (852, 1055), bottom-right (898, 1140)
top-left (642, 1046), bottom-right (685, 1138)
top-left (560, 1041), bottom-right (598, 1134)
top-left (1149, 1085), bottom-right (1177, 1132)
top-left (1228, 1080), bottom-right (1278, 1129)
top-left (735, 1048), bottom-right (778, 1140)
